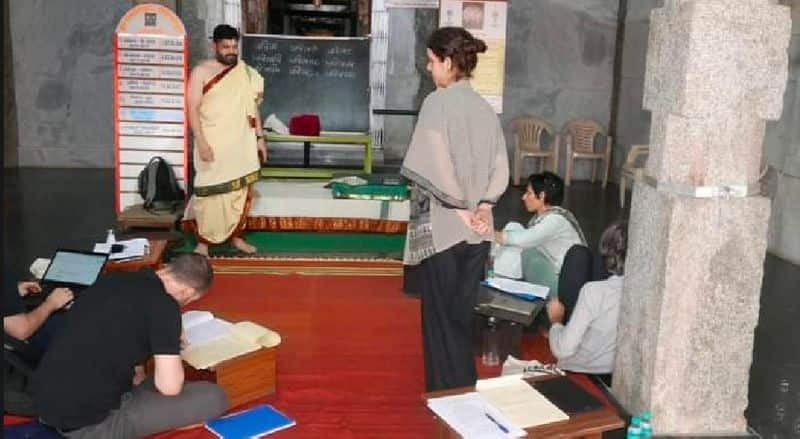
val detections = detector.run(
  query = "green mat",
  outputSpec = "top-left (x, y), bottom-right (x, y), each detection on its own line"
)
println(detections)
top-left (173, 231), bottom-right (406, 259)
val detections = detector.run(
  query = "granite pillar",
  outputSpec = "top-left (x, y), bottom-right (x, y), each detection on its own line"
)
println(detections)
top-left (613, 0), bottom-right (792, 434)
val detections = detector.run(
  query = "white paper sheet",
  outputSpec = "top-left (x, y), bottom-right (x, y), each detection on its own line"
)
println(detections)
top-left (426, 392), bottom-right (525, 439)
top-left (93, 238), bottom-right (149, 261)
top-left (485, 277), bottom-right (550, 300)
top-left (181, 310), bottom-right (232, 347)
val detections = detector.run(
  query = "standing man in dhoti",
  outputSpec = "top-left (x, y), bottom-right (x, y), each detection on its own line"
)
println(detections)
top-left (186, 24), bottom-right (267, 255)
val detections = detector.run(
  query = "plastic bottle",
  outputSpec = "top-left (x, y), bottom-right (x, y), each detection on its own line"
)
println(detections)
top-left (638, 412), bottom-right (651, 438)
top-left (626, 415), bottom-right (642, 439)
top-left (482, 317), bottom-right (500, 366)
top-left (106, 229), bottom-right (116, 244)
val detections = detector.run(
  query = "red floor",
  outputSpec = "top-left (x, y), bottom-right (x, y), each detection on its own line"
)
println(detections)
top-left (6, 273), bottom-right (582, 438)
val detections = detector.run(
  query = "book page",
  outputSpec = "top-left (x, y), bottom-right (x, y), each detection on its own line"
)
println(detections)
top-left (478, 379), bottom-right (568, 429)
top-left (182, 310), bottom-right (214, 330)
top-left (229, 321), bottom-right (281, 348)
top-left (181, 334), bottom-right (260, 370)
top-left (184, 318), bottom-right (232, 347)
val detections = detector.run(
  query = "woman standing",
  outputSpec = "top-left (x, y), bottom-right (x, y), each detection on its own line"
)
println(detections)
top-left (401, 27), bottom-right (509, 391)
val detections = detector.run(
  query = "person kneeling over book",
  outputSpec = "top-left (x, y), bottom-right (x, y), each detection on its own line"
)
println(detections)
top-left (545, 220), bottom-right (628, 386)
top-left (34, 253), bottom-right (229, 438)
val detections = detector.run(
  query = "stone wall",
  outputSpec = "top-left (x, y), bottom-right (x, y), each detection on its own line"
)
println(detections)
top-left (4, 0), bottom-right (18, 167)
top-left (381, 0), bottom-right (620, 175)
top-left (764, 0), bottom-right (800, 265)
top-left (9, 0), bottom-right (130, 168)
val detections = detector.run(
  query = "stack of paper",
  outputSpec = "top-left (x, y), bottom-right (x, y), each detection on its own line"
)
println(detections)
top-left (93, 238), bottom-right (149, 261)
top-left (484, 277), bottom-right (550, 301)
top-left (426, 392), bottom-right (526, 438)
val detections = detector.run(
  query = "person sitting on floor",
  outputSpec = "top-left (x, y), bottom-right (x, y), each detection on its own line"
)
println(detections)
top-left (4, 269), bottom-right (74, 417)
top-left (4, 270), bottom-right (73, 350)
top-left (33, 253), bottom-right (229, 438)
top-left (493, 172), bottom-right (586, 291)
top-left (545, 220), bottom-right (628, 384)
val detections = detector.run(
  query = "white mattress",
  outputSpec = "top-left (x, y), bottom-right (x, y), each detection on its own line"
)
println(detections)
top-left (249, 180), bottom-right (409, 221)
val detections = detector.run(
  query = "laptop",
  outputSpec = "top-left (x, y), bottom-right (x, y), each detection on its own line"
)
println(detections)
top-left (40, 249), bottom-right (109, 296)
top-left (474, 286), bottom-right (544, 327)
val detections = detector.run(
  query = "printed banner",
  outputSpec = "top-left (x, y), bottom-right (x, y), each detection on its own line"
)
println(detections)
top-left (118, 64), bottom-right (185, 80)
top-left (119, 93), bottom-right (184, 108)
top-left (440, 0), bottom-right (507, 113)
top-left (118, 50), bottom-right (185, 65)
top-left (119, 121), bottom-right (185, 137)
top-left (117, 34), bottom-right (185, 51)
top-left (119, 108), bottom-right (185, 123)
top-left (386, 0), bottom-right (439, 7)
top-left (119, 78), bottom-right (184, 94)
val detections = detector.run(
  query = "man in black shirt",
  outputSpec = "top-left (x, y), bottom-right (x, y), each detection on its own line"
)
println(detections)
top-left (34, 253), bottom-right (229, 438)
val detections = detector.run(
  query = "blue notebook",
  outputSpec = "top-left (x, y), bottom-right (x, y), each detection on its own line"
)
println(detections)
top-left (205, 404), bottom-right (296, 438)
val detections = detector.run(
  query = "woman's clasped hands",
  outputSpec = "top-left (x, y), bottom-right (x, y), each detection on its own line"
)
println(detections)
top-left (456, 204), bottom-right (493, 236)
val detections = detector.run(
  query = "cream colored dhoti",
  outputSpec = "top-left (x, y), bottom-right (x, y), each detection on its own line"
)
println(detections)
top-left (187, 61), bottom-right (264, 244)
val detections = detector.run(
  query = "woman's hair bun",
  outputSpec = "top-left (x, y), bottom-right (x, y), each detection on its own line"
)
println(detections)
top-left (464, 37), bottom-right (487, 54)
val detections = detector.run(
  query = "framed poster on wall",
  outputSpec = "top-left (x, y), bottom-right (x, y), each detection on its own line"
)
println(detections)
top-left (439, 0), bottom-right (507, 113)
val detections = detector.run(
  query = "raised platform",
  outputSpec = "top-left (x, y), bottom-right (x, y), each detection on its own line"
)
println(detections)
top-left (184, 179), bottom-right (409, 234)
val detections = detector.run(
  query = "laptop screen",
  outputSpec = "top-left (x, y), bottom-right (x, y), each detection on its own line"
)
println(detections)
top-left (43, 251), bottom-right (107, 286)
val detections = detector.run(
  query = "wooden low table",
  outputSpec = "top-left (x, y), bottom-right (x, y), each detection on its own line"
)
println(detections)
top-left (424, 375), bottom-right (625, 438)
top-left (184, 347), bottom-right (277, 409)
top-left (104, 239), bottom-right (168, 273)
top-left (263, 132), bottom-right (373, 178)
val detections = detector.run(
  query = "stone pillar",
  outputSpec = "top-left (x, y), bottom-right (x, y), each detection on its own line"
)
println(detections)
top-left (613, 0), bottom-right (791, 435)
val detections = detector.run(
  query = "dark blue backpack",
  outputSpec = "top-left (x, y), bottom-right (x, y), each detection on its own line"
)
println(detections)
top-left (137, 156), bottom-right (185, 213)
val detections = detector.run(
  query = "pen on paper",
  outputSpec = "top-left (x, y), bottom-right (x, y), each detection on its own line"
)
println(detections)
top-left (484, 412), bottom-right (509, 434)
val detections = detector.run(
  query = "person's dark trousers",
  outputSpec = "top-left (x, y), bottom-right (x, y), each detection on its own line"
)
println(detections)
top-left (558, 245), bottom-right (594, 323)
top-left (56, 377), bottom-right (229, 439)
top-left (420, 241), bottom-right (490, 392)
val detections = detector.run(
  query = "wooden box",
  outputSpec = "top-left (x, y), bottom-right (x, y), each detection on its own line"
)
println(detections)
top-left (184, 347), bottom-right (277, 408)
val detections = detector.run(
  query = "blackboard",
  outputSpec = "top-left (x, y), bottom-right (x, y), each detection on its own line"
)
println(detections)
top-left (241, 34), bottom-right (371, 132)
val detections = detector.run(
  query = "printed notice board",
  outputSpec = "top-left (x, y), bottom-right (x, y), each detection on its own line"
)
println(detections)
top-left (114, 4), bottom-right (189, 213)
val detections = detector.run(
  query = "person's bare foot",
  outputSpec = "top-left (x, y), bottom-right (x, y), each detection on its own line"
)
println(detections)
top-left (231, 237), bottom-right (257, 254)
top-left (194, 242), bottom-right (209, 256)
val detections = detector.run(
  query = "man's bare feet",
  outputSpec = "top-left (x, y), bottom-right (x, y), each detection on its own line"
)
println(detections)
top-left (194, 242), bottom-right (209, 256)
top-left (231, 237), bottom-right (257, 254)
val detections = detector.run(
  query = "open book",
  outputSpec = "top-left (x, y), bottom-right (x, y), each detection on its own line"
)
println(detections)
top-left (181, 311), bottom-right (282, 370)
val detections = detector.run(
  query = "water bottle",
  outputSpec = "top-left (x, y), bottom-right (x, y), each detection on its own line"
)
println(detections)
top-left (640, 411), bottom-right (653, 438)
top-left (482, 317), bottom-right (500, 366)
top-left (106, 229), bottom-right (116, 244)
top-left (626, 415), bottom-right (642, 439)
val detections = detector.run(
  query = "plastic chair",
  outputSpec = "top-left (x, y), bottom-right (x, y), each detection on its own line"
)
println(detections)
top-left (511, 116), bottom-right (558, 185)
top-left (619, 144), bottom-right (650, 208)
top-left (562, 119), bottom-right (613, 188)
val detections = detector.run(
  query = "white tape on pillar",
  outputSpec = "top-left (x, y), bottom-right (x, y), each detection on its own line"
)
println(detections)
top-left (641, 175), bottom-right (761, 199)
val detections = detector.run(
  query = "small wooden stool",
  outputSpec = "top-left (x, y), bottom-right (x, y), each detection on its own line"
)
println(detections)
top-left (118, 204), bottom-right (183, 232)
